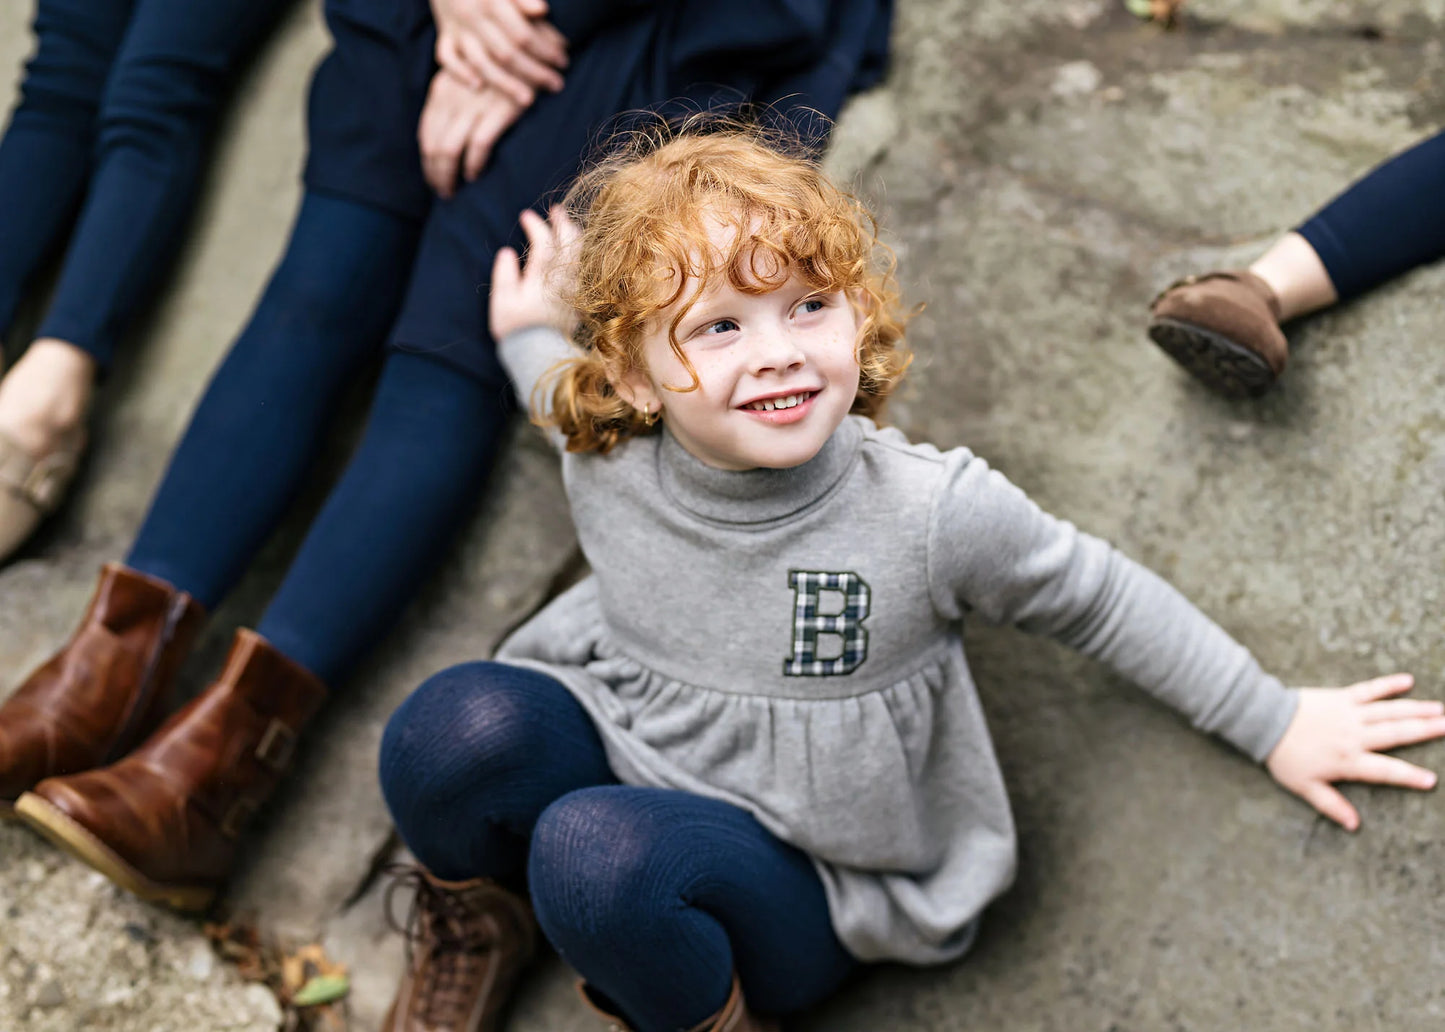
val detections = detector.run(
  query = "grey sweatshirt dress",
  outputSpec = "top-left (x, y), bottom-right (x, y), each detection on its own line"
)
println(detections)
top-left (496, 326), bottom-right (1298, 965)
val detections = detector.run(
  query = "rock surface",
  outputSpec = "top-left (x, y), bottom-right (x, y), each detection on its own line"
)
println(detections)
top-left (2, 1), bottom-right (1442, 1029)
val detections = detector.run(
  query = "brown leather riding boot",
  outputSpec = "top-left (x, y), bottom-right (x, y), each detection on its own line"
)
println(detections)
top-left (15, 627), bottom-right (325, 911)
top-left (381, 865), bottom-right (539, 1032)
top-left (579, 975), bottom-right (780, 1032)
top-left (0, 563), bottom-right (205, 816)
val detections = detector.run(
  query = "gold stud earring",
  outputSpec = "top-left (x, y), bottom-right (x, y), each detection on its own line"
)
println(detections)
top-left (641, 402), bottom-right (658, 427)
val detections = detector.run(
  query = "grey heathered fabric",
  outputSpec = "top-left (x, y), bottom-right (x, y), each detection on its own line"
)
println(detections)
top-left (496, 326), bottom-right (1299, 965)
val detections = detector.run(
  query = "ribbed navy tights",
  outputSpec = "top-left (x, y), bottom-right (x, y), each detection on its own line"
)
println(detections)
top-left (379, 660), bottom-right (859, 1032)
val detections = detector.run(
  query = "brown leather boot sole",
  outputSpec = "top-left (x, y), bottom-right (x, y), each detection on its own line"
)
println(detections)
top-left (1148, 317), bottom-right (1278, 399)
top-left (14, 791), bottom-right (216, 911)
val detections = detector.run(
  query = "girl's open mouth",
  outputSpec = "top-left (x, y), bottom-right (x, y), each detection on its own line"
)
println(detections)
top-left (740, 390), bottom-right (818, 424)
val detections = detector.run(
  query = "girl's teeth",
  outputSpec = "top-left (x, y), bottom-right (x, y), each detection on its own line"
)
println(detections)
top-left (751, 392), bottom-right (808, 411)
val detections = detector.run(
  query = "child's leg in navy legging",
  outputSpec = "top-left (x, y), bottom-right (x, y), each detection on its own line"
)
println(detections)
top-left (36, 0), bottom-right (294, 366)
top-left (529, 786), bottom-right (858, 1031)
top-left (0, 0), bottom-right (133, 338)
top-left (378, 661), bottom-right (617, 884)
top-left (126, 191), bottom-right (420, 604)
top-left (251, 351), bottom-right (507, 684)
top-left (1296, 129), bottom-right (1445, 303)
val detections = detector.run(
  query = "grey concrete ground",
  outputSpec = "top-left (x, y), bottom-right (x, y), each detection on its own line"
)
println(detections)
top-left (1, 1), bottom-right (1443, 1029)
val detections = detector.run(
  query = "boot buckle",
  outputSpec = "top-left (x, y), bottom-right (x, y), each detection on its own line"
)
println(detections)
top-left (255, 719), bottom-right (296, 772)
top-left (221, 796), bottom-right (258, 838)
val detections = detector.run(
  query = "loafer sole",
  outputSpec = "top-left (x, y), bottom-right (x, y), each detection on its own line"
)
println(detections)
top-left (14, 791), bottom-right (216, 912)
top-left (1149, 317), bottom-right (1277, 399)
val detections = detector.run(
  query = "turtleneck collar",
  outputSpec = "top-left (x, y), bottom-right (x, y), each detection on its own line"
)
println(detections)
top-left (656, 416), bottom-right (864, 525)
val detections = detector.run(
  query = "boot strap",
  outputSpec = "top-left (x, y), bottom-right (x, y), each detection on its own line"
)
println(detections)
top-left (212, 716), bottom-right (300, 838)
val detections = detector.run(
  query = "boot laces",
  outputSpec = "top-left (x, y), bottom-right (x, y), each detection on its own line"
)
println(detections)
top-left (384, 864), bottom-right (503, 1025)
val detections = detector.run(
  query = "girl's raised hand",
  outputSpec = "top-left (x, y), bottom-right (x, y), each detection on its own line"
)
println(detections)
top-left (490, 206), bottom-right (581, 342)
top-left (1265, 673), bottom-right (1445, 830)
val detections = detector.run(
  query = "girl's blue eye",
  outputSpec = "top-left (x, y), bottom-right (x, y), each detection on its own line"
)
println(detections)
top-left (799, 297), bottom-right (826, 314)
top-left (705, 319), bottom-right (739, 334)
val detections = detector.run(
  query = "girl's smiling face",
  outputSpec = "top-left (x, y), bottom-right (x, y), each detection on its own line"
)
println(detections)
top-left (616, 222), bottom-right (863, 471)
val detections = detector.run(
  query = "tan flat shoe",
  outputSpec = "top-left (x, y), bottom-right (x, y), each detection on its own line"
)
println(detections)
top-left (0, 426), bottom-right (84, 562)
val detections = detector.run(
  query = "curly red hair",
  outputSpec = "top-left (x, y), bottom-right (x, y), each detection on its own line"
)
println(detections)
top-left (540, 118), bottom-right (911, 454)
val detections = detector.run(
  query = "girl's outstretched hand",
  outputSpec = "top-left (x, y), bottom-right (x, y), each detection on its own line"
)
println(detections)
top-left (1265, 674), bottom-right (1445, 831)
top-left (490, 206), bottom-right (581, 342)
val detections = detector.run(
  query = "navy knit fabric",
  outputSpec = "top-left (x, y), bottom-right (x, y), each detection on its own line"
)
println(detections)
top-left (1297, 128), bottom-right (1445, 302)
top-left (380, 661), bottom-right (856, 1031)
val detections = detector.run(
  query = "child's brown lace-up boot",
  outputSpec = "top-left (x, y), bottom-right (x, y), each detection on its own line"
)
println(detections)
top-left (1148, 269), bottom-right (1288, 398)
top-left (382, 864), bottom-right (539, 1032)
top-left (578, 975), bottom-right (781, 1032)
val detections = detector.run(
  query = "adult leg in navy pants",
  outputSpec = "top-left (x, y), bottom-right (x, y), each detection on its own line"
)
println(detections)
top-left (1, 0), bottom-right (442, 905)
top-left (0, 0), bottom-right (294, 561)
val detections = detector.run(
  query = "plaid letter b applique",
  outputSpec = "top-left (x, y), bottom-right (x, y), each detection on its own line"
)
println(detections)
top-left (783, 570), bottom-right (871, 676)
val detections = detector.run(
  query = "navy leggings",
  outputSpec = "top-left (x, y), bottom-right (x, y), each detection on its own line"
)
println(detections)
top-left (1296, 128), bottom-right (1445, 303)
top-left (126, 192), bottom-right (508, 684)
top-left (379, 661), bottom-right (858, 1032)
top-left (0, 0), bottom-right (293, 366)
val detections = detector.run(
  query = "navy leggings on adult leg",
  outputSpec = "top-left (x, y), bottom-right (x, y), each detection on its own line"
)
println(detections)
top-left (1296, 128), bottom-right (1445, 303)
top-left (0, 0), bottom-right (294, 362)
top-left (379, 661), bottom-right (858, 1032)
top-left (126, 190), bottom-right (508, 685)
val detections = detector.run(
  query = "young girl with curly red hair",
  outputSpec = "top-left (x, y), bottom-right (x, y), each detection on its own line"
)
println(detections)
top-left (377, 125), bottom-right (1445, 1032)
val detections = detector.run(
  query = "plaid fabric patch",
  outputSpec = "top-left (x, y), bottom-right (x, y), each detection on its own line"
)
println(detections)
top-left (783, 570), bottom-right (872, 677)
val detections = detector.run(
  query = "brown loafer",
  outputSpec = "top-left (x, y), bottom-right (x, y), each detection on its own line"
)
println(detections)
top-left (1148, 269), bottom-right (1287, 398)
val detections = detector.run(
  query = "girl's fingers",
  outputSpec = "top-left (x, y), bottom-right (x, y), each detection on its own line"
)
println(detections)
top-left (1300, 781), bottom-right (1359, 832)
top-left (520, 208), bottom-right (555, 256)
top-left (550, 204), bottom-right (580, 244)
top-left (492, 246), bottom-right (521, 291)
top-left (1348, 752), bottom-right (1437, 790)
top-left (1363, 716), bottom-right (1445, 753)
top-left (1362, 698), bottom-right (1445, 724)
top-left (515, 0), bottom-right (549, 18)
top-left (1348, 673), bottom-right (1415, 703)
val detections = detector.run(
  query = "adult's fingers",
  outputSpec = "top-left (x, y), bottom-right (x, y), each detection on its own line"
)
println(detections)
top-left (489, 39), bottom-right (565, 93)
top-left (1348, 673), bottom-right (1415, 703)
top-left (1362, 698), bottom-right (1445, 724)
top-left (472, 41), bottom-right (536, 107)
top-left (532, 21), bottom-right (569, 66)
top-left (1299, 781), bottom-right (1359, 831)
top-left (513, 0), bottom-right (549, 17)
top-left (424, 107), bottom-right (473, 198)
top-left (435, 34), bottom-right (483, 89)
top-left (462, 98), bottom-right (522, 181)
top-left (1349, 752), bottom-right (1438, 790)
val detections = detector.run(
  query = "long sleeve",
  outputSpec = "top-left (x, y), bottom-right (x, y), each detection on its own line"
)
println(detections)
top-left (498, 325), bottom-right (578, 449)
top-left (926, 449), bottom-right (1297, 762)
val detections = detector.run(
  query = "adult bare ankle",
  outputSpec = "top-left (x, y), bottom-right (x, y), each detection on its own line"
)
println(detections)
top-left (1248, 232), bottom-right (1339, 323)
top-left (0, 339), bottom-right (96, 457)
